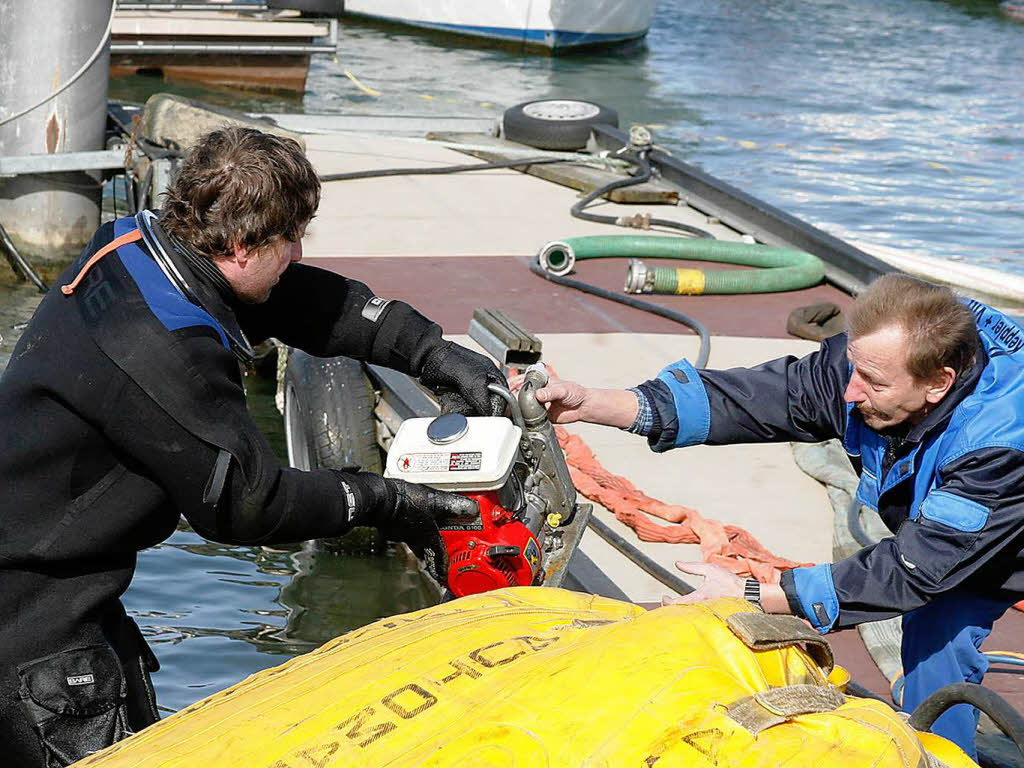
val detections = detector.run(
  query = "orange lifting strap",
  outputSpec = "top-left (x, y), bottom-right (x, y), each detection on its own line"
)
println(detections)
top-left (516, 364), bottom-right (807, 585)
top-left (61, 229), bottom-right (142, 296)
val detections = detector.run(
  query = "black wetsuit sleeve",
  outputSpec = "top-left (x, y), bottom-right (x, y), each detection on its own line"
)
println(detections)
top-left (637, 333), bottom-right (851, 451)
top-left (234, 262), bottom-right (443, 375)
top-left (783, 446), bottom-right (1024, 629)
top-left (103, 358), bottom-right (375, 546)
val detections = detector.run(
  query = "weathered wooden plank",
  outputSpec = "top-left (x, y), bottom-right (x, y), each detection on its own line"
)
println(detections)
top-left (426, 132), bottom-right (680, 205)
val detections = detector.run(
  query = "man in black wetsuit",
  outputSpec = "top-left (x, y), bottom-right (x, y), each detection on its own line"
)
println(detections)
top-left (0, 127), bottom-right (505, 767)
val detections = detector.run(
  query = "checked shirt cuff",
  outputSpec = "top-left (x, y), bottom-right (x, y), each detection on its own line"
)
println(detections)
top-left (625, 387), bottom-right (654, 436)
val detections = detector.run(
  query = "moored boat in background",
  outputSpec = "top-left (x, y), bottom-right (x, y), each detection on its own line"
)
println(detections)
top-left (341, 0), bottom-right (659, 52)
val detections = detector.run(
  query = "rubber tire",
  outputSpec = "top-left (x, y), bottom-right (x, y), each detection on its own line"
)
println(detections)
top-left (283, 349), bottom-right (382, 475)
top-left (502, 99), bottom-right (619, 151)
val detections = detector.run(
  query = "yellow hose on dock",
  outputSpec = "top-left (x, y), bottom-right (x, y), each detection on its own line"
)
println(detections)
top-left (76, 588), bottom-right (976, 768)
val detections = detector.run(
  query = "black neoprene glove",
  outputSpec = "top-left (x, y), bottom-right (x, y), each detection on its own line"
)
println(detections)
top-left (418, 340), bottom-right (508, 417)
top-left (349, 473), bottom-right (479, 585)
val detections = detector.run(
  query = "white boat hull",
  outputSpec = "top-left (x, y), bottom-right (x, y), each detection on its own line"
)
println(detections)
top-left (342, 0), bottom-right (657, 50)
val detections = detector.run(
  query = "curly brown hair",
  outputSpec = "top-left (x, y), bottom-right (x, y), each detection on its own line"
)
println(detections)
top-left (849, 274), bottom-right (979, 380)
top-left (159, 127), bottom-right (320, 260)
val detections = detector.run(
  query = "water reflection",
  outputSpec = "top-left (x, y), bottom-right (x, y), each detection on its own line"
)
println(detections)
top-left (127, 526), bottom-right (438, 711)
top-left (273, 544), bottom-right (437, 650)
top-left (938, 0), bottom-right (1020, 19)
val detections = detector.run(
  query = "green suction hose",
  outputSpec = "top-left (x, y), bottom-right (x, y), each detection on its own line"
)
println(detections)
top-left (538, 235), bottom-right (825, 295)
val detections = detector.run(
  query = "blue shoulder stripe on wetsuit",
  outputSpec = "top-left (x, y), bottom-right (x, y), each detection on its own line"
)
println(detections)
top-left (112, 216), bottom-right (229, 349)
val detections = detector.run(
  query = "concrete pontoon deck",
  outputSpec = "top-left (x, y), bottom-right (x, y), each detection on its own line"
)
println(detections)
top-left (288, 123), bottom-right (1024, 723)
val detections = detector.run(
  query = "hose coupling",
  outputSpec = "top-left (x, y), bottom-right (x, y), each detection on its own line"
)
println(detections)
top-left (524, 363), bottom-right (549, 388)
top-left (624, 259), bottom-right (653, 294)
top-left (616, 212), bottom-right (652, 230)
top-left (519, 364), bottom-right (551, 429)
top-left (629, 125), bottom-right (653, 151)
top-left (538, 241), bottom-right (575, 276)
top-left (625, 259), bottom-right (706, 296)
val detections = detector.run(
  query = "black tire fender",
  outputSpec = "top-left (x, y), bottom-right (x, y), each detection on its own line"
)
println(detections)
top-left (501, 99), bottom-right (619, 151)
top-left (283, 349), bottom-right (382, 475)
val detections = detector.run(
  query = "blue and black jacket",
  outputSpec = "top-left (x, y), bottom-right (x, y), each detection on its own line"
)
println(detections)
top-left (0, 215), bottom-right (444, 735)
top-left (636, 301), bottom-right (1024, 633)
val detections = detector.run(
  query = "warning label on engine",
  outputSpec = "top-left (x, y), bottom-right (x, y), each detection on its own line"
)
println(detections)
top-left (397, 452), bottom-right (483, 473)
top-left (448, 452), bottom-right (482, 471)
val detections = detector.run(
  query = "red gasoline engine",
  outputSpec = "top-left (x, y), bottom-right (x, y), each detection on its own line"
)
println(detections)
top-left (440, 490), bottom-right (543, 597)
top-left (384, 409), bottom-right (552, 597)
top-left (384, 371), bottom-right (581, 599)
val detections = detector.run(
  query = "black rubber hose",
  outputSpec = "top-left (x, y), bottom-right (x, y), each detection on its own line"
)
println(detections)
top-left (315, 143), bottom-right (713, 366)
top-left (570, 151), bottom-right (654, 226)
top-left (0, 219), bottom-right (49, 293)
top-left (528, 258), bottom-right (712, 369)
top-left (570, 151), bottom-right (715, 240)
top-left (907, 682), bottom-right (1024, 759)
top-left (587, 515), bottom-right (694, 596)
top-left (125, 172), bottom-right (138, 216)
top-left (845, 680), bottom-right (893, 705)
top-left (136, 163), bottom-right (155, 214)
top-left (134, 138), bottom-right (182, 161)
top-left (318, 156), bottom-right (576, 183)
top-left (847, 499), bottom-right (877, 548)
top-left (319, 148), bottom-right (715, 240)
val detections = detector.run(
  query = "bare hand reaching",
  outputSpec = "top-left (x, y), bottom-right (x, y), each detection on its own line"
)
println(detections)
top-left (508, 373), bottom-right (639, 428)
top-left (661, 562), bottom-right (744, 606)
top-left (534, 379), bottom-right (591, 424)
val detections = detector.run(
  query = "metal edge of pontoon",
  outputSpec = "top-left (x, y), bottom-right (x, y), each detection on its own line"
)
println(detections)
top-left (366, 363), bottom-right (439, 421)
top-left (561, 548), bottom-right (632, 601)
top-left (116, 2), bottom-right (275, 10)
top-left (110, 42), bottom-right (336, 54)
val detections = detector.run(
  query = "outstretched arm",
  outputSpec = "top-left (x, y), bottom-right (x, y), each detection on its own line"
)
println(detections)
top-left (638, 334), bottom-right (851, 452)
top-left (102, 337), bottom-right (476, 556)
top-left (514, 333), bottom-right (850, 447)
top-left (238, 263), bottom-right (506, 415)
top-left (235, 262), bottom-right (441, 372)
top-left (662, 562), bottom-right (792, 614)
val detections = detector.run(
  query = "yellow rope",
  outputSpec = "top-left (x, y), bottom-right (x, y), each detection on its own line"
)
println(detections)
top-left (343, 70), bottom-right (381, 97)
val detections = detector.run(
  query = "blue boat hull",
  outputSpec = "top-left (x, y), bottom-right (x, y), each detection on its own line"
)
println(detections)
top-left (343, 11), bottom-right (651, 51)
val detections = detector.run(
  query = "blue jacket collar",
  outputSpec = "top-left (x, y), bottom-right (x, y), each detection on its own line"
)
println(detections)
top-left (903, 344), bottom-right (986, 444)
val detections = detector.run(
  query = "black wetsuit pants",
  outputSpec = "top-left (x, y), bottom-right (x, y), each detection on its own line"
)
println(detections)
top-left (1, 615), bottom-right (160, 768)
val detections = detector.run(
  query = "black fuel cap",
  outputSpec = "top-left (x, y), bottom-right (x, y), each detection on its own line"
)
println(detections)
top-left (427, 413), bottom-right (469, 445)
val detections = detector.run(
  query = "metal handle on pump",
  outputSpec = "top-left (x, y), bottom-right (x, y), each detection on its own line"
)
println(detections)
top-left (517, 364), bottom-right (550, 429)
top-left (487, 383), bottom-right (534, 463)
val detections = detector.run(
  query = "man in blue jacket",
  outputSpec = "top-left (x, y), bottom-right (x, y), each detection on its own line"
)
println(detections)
top-left (530, 274), bottom-right (1024, 758)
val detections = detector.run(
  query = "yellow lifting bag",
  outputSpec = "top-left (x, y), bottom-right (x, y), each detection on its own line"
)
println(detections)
top-left (75, 588), bottom-right (976, 768)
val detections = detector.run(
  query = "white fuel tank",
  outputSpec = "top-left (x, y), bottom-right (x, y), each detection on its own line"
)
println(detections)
top-left (384, 414), bottom-right (522, 492)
